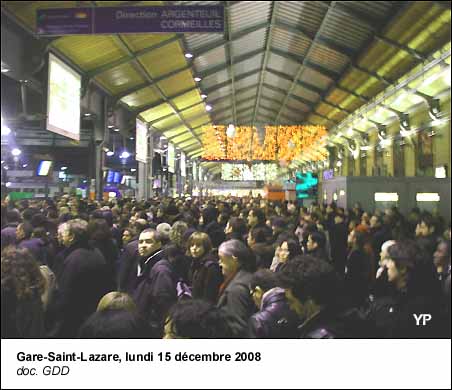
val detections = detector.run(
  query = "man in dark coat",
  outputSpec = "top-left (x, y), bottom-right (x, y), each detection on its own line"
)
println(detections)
top-left (247, 208), bottom-right (272, 244)
top-left (370, 215), bottom-right (392, 260)
top-left (217, 240), bottom-right (257, 338)
top-left (415, 215), bottom-right (439, 259)
top-left (1, 209), bottom-right (21, 250)
top-left (118, 229), bottom-right (164, 295)
top-left (248, 270), bottom-right (298, 338)
top-left (328, 214), bottom-right (349, 276)
top-left (248, 227), bottom-right (275, 269)
top-left (48, 219), bottom-right (113, 338)
top-left (306, 231), bottom-right (330, 263)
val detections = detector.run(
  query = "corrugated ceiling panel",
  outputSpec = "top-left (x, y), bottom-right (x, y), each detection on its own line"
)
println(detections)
top-left (122, 86), bottom-right (161, 108)
top-left (211, 99), bottom-right (233, 112)
top-left (266, 52), bottom-right (299, 76)
top-left (285, 97), bottom-right (311, 112)
top-left (152, 115), bottom-right (183, 131)
top-left (201, 69), bottom-right (230, 89)
top-left (181, 104), bottom-right (207, 121)
top-left (292, 85), bottom-right (320, 103)
top-left (257, 108), bottom-right (276, 119)
top-left (206, 85), bottom-right (232, 101)
top-left (321, 8), bottom-right (373, 51)
top-left (233, 53), bottom-right (264, 76)
top-left (122, 33), bottom-right (176, 53)
top-left (140, 102), bottom-right (174, 123)
top-left (185, 33), bottom-right (223, 52)
top-left (173, 90), bottom-right (203, 111)
top-left (157, 69), bottom-right (196, 96)
top-left (259, 104), bottom-right (278, 116)
top-left (193, 46), bottom-right (227, 73)
top-left (235, 88), bottom-right (257, 101)
top-left (261, 85), bottom-right (286, 101)
top-left (299, 68), bottom-right (332, 91)
top-left (345, 1), bottom-right (398, 19)
top-left (231, 28), bottom-right (267, 57)
top-left (316, 102), bottom-right (334, 116)
top-left (229, 1), bottom-right (272, 35)
top-left (271, 28), bottom-right (311, 58)
top-left (261, 95), bottom-right (282, 110)
top-left (163, 125), bottom-right (188, 138)
top-left (189, 114), bottom-right (211, 129)
top-left (263, 72), bottom-right (293, 91)
top-left (276, 1), bottom-right (326, 35)
top-left (308, 43), bottom-right (349, 73)
top-left (234, 72), bottom-right (261, 90)
top-left (139, 41), bottom-right (186, 79)
top-left (53, 36), bottom-right (127, 72)
top-left (171, 133), bottom-right (195, 144)
top-left (95, 62), bottom-right (145, 95)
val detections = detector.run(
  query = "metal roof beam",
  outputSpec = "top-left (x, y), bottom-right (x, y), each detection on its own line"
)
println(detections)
top-left (270, 48), bottom-right (339, 80)
top-left (146, 100), bottom-right (205, 125)
top-left (113, 35), bottom-right (203, 145)
top-left (225, 1), bottom-right (237, 126)
top-left (203, 69), bottom-right (261, 94)
top-left (87, 35), bottom-right (182, 78)
top-left (198, 48), bottom-right (265, 79)
top-left (310, 112), bottom-right (340, 125)
top-left (351, 65), bottom-right (393, 86)
top-left (273, 2), bottom-right (338, 125)
top-left (265, 67), bottom-right (324, 95)
top-left (273, 19), bottom-right (356, 59)
top-left (251, 0), bottom-right (278, 128)
top-left (207, 84), bottom-right (259, 106)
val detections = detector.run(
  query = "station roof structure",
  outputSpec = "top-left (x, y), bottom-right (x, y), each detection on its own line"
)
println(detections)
top-left (1, 1), bottom-right (451, 175)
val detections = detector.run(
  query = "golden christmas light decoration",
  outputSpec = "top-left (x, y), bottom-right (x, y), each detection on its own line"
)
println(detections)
top-left (201, 125), bottom-right (327, 162)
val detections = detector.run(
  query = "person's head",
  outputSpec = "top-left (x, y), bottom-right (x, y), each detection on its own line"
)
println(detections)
top-left (186, 232), bottom-right (212, 259)
top-left (225, 217), bottom-right (247, 238)
top-left (156, 223), bottom-right (171, 245)
top-left (218, 239), bottom-right (257, 278)
top-left (247, 227), bottom-right (267, 247)
top-left (200, 207), bottom-right (218, 227)
top-left (278, 255), bottom-right (340, 318)
top-left (170, 221), bottom-right (189, 248)
top-left (122, 226), bottom-right (137, 245)
top-left (307, 231), bottom-right (326, 253)
top-left (415, 216), bottom-right (436, 237)
top-left (277, 237), bottom-right (301, 263)
top-left (334, 214), bottom-right (344, 224)
top-left (163, 300), bottom-right (232, 339)
top-left (6, 210), bottom-right (21, 224)
top-left (433, 239), bottom-right (451, 273)
top-left (16, 222), bottom-right (34, 241)
top-left (58, 219), bottom-right (89, 247)
top-left (138, 229), bottom-right (162, 258)
top-left (348, 225), bottom-right (369, 250)
top-left (271, 217), bottom-right (286, 236)
top-left (247, 208), bottom-right (265, 228)
top-left (386, 240), bottom-right (424, 292)
top-left (87, 218), bottom-right (112, 242)
top-left (249, 269), bottom-right (279, 308)
top-left (370, 215), bottom-right (382, 229)
top-left (78, 309), bottom-right (149, 338)
top-left (97, 292), bottom-right (137, 312)
top-left (380, 240), bottom-right (396, 267)
top-left (217, 212), bottom-right (229, 227)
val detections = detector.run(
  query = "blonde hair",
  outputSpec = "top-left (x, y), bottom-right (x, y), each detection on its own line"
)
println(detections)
top-left (97, 292), bottom-right (137, 312)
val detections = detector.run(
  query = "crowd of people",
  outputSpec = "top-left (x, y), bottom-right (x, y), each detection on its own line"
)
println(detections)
top-left (1, 194), bottom-right (450, 339)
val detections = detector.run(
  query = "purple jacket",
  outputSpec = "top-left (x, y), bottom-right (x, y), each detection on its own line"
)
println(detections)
top-left (1, 224), bottom-right (18, 250)
top-left (248, 287), bottom-right (298, 338)
top-left (18, 238), bottom-right (47, 264)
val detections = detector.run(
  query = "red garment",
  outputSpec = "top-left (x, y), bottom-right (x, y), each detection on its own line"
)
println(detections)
top-left (218, 269), bottom-right (238, 297)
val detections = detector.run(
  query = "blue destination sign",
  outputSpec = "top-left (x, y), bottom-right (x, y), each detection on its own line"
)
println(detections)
top-left (37, 6), bottom-right (224, 35)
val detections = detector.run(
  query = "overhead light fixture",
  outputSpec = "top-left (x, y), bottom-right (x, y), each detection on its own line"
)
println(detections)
top-left (360, 145), bottom-right (372, 151)
top-left (226, 124), bottom-right (236, 138)
top-left (416, 193), bottom-right (440, 202)
top-left (130, 168), bottom-right (137, 172)
top-left (185, 53), bottom-right (194, 59)
top-left (375, 193), bottom-right (399, 202)
top-left (114, 128), bottom-right (120, 132)
top-left (1, 68), bottom-right (10, 73)
top-left (347, 128), bottom-right (354, 137)
top-left (201, 94), bottom-right (207, 99)
top-left (120, 151), bottom-right (130, 159)
top-left (205, 105), bottom-right (212, 112)
top-left (194, 77), bottom-right (202, 82)
top-left (130, 137), bottom-right (134, 140)
top-left (83, 113), bottom-right (92, 117)
top-left (1, 124), bottom-right (11, 136)
top-left (106, 151), bottom-right (114, 157)
top-left (5, 182), bottom-right (11, 187)
top-left (22, 164), bottom-right (28, 168)
top-left (61, 166), bottom-right (67, 171)
top-left (108, 125), bottom-right (115, 129)
top-left (11, 148), bottom-right (21, 157)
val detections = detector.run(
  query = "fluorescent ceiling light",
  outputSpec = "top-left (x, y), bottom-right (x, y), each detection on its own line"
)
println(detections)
top-left (375, 193), bottom-right (399, 202)
top-left (435, 166), bottom-right (446, 178)
top-left (416, 193), bottom-right (440, 202)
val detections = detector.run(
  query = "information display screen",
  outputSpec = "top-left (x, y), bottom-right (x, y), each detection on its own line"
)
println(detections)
top-left (106, 170), bottom-right (115, 183)
top-left (46, 53), bottom-right (81, 141)
top-left (36, 160), bottom-right (53, 177)
top-left (136, 119), bottom-right (147, 163)
top-left (221, 163), bottom-right (279, 181)
top-left (180, 152), bottom-right (186, 177)
top-left (168, 143), bottom-right (175, 174)
top-left (113, 171), bottom-right (123, 184)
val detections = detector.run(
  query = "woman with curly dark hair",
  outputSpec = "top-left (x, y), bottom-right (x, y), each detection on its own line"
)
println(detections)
top-left (1, 247), bottom-right (46, 338)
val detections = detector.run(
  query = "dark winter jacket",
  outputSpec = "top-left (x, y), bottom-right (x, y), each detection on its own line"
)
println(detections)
top-left (248, 287), bottom-right (298, 338)
top-left (48, 242), bottom-right (114, 338)
top-left (1, 223), bottom-right (19, 250)
top-left (133, 258), bottom-right (177, 335)
top-left (328, 222), bottom-right (349, 275)
top-left (189, 252), bottom-right (223, 304)
top-left (217, 270), bottom-right (256, 338)
top-left (18, 238), bottom-right (48, 265)
top-left (345, 249), bottom-right (373, 306)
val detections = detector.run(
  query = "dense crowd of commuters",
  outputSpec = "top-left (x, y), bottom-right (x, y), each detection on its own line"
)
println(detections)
top-left (1, 194), bottom-right (450, 339)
